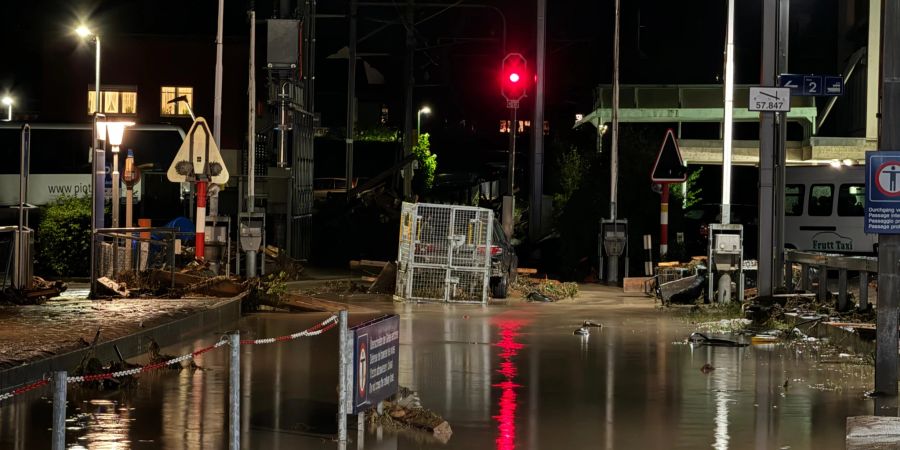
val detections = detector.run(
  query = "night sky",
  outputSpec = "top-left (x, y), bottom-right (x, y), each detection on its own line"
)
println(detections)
top-left (0, 0), bottom-right (846, 140)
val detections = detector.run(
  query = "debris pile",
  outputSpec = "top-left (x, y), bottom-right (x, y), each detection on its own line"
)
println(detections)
top-left (368, 387), bottom-right (452, 443)
top-left (513, 276), bottom-right (579, 302)
top-left (0, 276), bottom-right (67, 304)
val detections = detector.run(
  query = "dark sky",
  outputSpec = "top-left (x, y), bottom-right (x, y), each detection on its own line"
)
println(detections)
top-left (0, 0), bottom-right (845, 127)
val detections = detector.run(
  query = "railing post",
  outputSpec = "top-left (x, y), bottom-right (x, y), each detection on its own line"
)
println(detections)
top-left (800, 263), bottom-right (810, 290)
top-left (229, 331), bottom-right (240, 450)
top-left (838, 269), bottom-right (848, 311)
top-left (860, 271), bottom-right (870, 311)
top-left (817, 265), bottom-right (828, 302)
top-left (357, 412), bottom-right (365, 450)
top-left (52, 371), bottom-right (67, 450)
top-left (784, 259), bottom-right (794, 292)
top-left (338, 310), bottom-right (349, 449)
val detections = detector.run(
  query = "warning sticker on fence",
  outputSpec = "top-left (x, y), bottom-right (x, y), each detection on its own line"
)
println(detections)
top-left (351, 315), bottom-right (399, 414)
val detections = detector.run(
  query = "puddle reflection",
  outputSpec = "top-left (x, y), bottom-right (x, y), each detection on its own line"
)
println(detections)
top-left (493, 320), bottom-right (523, 450)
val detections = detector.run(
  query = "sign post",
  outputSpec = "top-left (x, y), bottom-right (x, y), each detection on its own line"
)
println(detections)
top-left (166, 117), bottom-right (229, 261)
top-left (650, 129), bottom-right (687, 258)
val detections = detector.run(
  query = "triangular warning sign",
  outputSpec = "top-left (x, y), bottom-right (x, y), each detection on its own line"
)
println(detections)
top-left (167, 117), bottom-right (230, 185)
top-left (651, 129), bottom-right (687, 183)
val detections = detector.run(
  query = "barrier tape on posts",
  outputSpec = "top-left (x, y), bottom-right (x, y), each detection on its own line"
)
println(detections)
top-left (0, 315), bottom-right (340, 403)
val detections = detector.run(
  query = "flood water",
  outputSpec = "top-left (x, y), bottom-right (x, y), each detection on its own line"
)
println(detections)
top-left (0, 294), bottom-right (876, 449)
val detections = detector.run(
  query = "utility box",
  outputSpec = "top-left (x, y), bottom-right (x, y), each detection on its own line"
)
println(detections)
top-left (266, 20), bottom-right (300, 68)
top-left (599, 219), bottom-right (628, 284)
top-left (707, 223), bottom-right (744, 302)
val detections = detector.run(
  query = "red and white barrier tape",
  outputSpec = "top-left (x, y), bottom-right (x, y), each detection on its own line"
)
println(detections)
top-left (0, 314), bottom-right (339, 402)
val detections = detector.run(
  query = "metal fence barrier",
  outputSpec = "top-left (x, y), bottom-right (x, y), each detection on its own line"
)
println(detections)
top-left (784, 249), bottom-right (876, 311)
top-left (91, 227), bottom-right (181, 294)
top-left (396, 202), bottom-right (493, 303)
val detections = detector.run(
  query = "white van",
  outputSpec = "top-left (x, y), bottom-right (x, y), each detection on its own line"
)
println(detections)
top-left (784, 166), bottom-right (876, 254)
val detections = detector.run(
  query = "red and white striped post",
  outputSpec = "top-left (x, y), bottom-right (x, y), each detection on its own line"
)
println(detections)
top-left (660, 183), bottom-right (669, 258)
top-left (196, 180), bottom-right (207, 260)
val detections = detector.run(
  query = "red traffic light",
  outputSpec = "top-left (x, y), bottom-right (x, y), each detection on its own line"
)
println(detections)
top-left (501, 53), bottom-right (528, 102)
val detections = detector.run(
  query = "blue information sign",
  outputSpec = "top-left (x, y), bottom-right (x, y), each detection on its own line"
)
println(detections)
top-left (778, 73), bottom-right (843, 96)
top-left (865, 151), bottom-right (900, 234)
top-left (351, 315), bottom-right (399, 414)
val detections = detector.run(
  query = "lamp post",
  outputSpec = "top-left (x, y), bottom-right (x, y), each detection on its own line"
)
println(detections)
top-left (105, 121), bottom-right (134, 229)
top-left (77, 24), bottom-right (105, 296)
top-left (417, 106), bottom-right (431, 136)
top-left (1, 96), bottom-right (12, 121)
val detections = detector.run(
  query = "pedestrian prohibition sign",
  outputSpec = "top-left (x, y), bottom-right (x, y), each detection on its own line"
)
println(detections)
top-left (865, 151), bottom-right (900, 233)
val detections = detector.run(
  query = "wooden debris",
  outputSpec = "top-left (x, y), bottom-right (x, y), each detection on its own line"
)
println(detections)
top-left (149, 270), bottom-right (245, 297)
top-left (96, 277), bottom-right (128, 298)
top-left (278, 293), bottom-right (377, 313)
top-left (350, 259), bottom-right (389, 270)
top-left (516, 267), bottom-right (538, 275)
top-left (368, 262), bottom-right (397, 295)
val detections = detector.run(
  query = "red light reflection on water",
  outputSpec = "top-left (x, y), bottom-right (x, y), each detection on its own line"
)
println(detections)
top-left (494, 320), bottom-right (524, 450)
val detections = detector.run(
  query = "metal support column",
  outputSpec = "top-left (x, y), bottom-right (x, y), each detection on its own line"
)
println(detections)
top-left (502, 106), bottom-right (517, 239)
top-left (773, 0), bottom-right (790, 287)
top-left (757, 0), bottom-right (777, 298)
top-left (345, 0), bottom-right (357, 193)
top-left (401, 0), bottom-right (415, 199)
top-left (229, 332), bottom-right (240, 450)
top-left (52, 371), bottom-right (66, 450)
top-left (530, 0), bottom-right (547, 242)
top-left (875, 0), bottom-right (900, 410)
top-left (338, 310), bottom-right (350, 447)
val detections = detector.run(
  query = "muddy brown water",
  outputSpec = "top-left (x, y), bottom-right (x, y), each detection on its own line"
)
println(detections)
top-left (0, 297), bottom-right (875, 449)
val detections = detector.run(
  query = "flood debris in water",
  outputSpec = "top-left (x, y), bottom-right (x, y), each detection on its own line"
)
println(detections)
top-left (367, 386), bottom-right (452, 443)
top-left (513, 276), bottom-right (578, 302)
top-left (0, 276), bottom-right (67, 305)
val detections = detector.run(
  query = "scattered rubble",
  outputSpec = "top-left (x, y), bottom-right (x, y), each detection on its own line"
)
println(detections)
top-left (0, 276), bottom-right (67, 304)
top-left (367, 387), bottom-right (452, 443)
top-left (513, 276), bottom-right (578, 302)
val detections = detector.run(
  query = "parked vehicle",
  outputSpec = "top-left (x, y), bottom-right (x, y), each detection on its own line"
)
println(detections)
top-left (784, 165), bottom-right (875, 254)
top-left (489, 219), bottom-right (517, 298)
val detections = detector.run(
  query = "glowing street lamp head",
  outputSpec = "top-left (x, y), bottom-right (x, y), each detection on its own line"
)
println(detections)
top-left (103, 121), bottom-right (135, 148)
top-left (420, 106), bottom-right (431, 115)
top-left (75, 25), bottom-right (93, 38)
top-left (1, 96), bottom-right (12, 106)
top-left (509, 72), bottom-right (520, 83)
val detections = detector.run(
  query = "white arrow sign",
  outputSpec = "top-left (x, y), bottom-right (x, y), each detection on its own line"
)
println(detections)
top-left (167, 117), bottom-right (229, 185)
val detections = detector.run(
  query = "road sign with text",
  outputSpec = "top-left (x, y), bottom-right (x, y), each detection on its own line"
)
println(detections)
top-left (865, 151), bottom-right (900, 234)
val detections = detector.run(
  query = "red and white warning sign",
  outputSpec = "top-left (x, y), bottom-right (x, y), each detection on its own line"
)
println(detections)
top-left (875, 161), bottom-right (900, 197)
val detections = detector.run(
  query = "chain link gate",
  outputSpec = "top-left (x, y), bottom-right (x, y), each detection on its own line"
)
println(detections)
top-left (396, 202), bottom-right (493, 303)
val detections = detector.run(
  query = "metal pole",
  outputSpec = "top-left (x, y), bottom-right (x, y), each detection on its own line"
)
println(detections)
top-left (52, 371), bottom-right (67, 450)
top-left (229, 331), bottom-right (240, 450)
top-left (875, 0), bottom-right (900, 412)
top-left (247, 9), bottom-right (258, 278)
top-left (16, 125), bottom-right (29, 290)
top-left (758, 0), bottom-right (777, 297)
top-left (722, 0), bottom-right (735, 225)
top-left (530, 0), bottom-right (547, 241)
top-left (346, 0), bottom-right (357, 193)
top-left (402, 0), bottom-right (415, 199)
top-left (90, 34), bottom-right (103, 297)
top-left (660, 184), bottom-right (669, 258)
top-left (338, 310), bottom-right (350, 447)
top-left (610, 0), bottom-right (620, 221)
top-left (196, 180), bottom-right (207, 260)
top-left (214, 0), bottom-right (224, 146)
top-left (357, 412), bottom-right (365, 450)
top-left (112, 149), bottom-right (120, 228)
top-left (773, 0), bottom-right (790, 287)
top-left (503, 106), bottom-right (517, 239)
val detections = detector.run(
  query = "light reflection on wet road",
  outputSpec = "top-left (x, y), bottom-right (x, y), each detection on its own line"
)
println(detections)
top-left (0, 296), bottom-right (875, 449)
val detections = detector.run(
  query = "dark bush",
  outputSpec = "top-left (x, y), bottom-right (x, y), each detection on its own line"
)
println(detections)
top-left (37, 196), bottom-right (92, 277)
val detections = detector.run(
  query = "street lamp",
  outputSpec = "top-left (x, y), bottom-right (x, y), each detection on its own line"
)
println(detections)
top-left (104, 121), bottom-right (134, 229)
top-left (417, 106), bottom-right (431, 136)
top-left (1, 96), bottom-right (12, 122)
top-left (77, 23), bottom-right (104, 297)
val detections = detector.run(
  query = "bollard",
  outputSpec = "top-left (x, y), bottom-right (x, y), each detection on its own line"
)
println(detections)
top-left (52, 371), bottom-right (67, 450)
top-left (338, 310), bottom-right (349, 449)
top-left (229, 332), bottom-right (240, 450)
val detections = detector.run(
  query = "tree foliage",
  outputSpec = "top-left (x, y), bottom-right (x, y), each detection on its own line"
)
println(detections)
top-left (413, 133), bottom-right (438, 190)
top-left (670, 166), bottom-right (704, 209)
top-left (552, 146), bottom-right (591, 221)
top-left (37, 195), bottom-right (92, 277)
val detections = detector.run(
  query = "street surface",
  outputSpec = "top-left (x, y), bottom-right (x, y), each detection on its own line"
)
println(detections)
top-left (0, 285), bottom-right (873, 449)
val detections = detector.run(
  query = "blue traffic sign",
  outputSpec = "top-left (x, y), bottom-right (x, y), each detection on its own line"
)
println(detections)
top-left (865, 151), bottom-right (900, 234)
top-left (778, 73), bottom-right (843, 96)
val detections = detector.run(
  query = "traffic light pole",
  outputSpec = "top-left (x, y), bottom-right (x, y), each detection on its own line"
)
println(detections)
top-left (503, 102), bottom-right (518, 239)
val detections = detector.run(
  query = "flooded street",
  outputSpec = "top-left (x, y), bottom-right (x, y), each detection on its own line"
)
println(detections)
top-left (0, 288), bottom-right (875, 449)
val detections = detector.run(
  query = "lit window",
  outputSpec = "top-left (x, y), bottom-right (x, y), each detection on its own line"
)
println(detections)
top-left (499, 120), bottom-right (510, 133)
top-left (160, 86), bottom-right (193, 116)
top-left (87, 87), bottom-right (138, 115)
